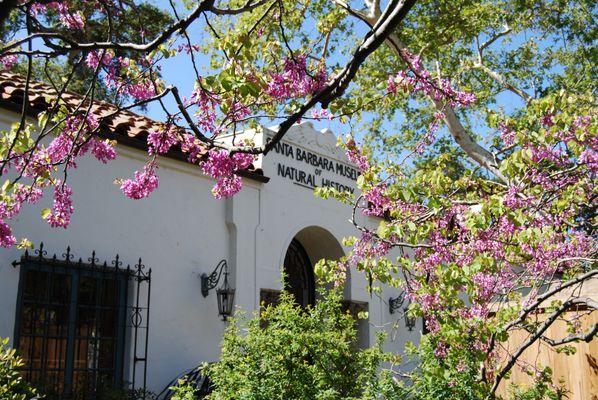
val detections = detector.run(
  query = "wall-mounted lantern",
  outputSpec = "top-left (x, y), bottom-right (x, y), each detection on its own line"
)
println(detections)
top-left (389, 294), bottom-right (403, 314)
top-left (389, 293), bottom-right (416, 331)
top-left (403, 302), bottom-right (416, 331)
top-left (201, 260), bottom-right (235, 321)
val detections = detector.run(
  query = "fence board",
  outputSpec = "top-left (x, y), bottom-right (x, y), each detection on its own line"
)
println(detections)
top-left (497, 311), bottom-right (597, 400)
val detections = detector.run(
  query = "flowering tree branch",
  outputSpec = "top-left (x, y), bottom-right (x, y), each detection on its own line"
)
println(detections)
top-left (489, 294), bottom-right (598, 397)
top-left (539, 322), bottom-right (598, 346)
top-left (331, 0), bottom-right (509, 183)
top-left (0, 3), bottom-right (595, 397)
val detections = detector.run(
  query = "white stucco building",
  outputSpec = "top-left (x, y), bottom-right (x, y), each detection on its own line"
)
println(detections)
top-left (0, 73), bottom-right (420, 398)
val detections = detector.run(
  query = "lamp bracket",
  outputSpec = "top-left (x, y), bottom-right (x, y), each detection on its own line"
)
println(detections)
top-left (201, 259), bottom-right (228, 297)
top-left (389, 292), bottom-right (405, 314)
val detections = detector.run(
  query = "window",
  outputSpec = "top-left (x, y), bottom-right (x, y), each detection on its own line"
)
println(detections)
top-left (14, 256), bottom-right (129, 399)
top-left (259, 289), bottom-right (282, 310)
top-left (342, 300), bottom-right (370, 348)
top-left (283, 239), bottom-right (315, 308)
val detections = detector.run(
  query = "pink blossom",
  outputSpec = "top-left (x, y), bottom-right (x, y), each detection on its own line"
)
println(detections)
top-left (17, 185), bottom-right (43, 205)
top-left (122, 79), bottom-right (156, 101)
top-left (35, 2), bottom-right (85, 30)
top-left (415, 119), bottom-right (439, 154)
top-left (499, 123), bottom-right (516, 146)
top-left (47, 133), bottom-right (76, 165)
top-left (540, 113), bottom-right (555, 127)
top-left (189, 84), bottom-right (219, 133)
top-left (45, 113), bottom-right (101, 166)
top-left (85, 50), bottom-right (114, 69)
top-left (57, 3), bottom-right (85, 30)
top-left (91, 139), bottom-right (117, 163)
top-left (363, 185), bottom-right (391, 217)
top-left (0, 54), bottom-right (18, 70)
top-left (311, 108), bottom-right (333, 120)
top-left (211, 175), bottom-right (243, 199)
top-left (0, 220), bottom-right (15, 248)
top-left (180, 134), bottom-right (204, 163)
top-left (419, 293), bottom-right (441, 311)
top-left (472, 272), bottom-right (502, 301)
top-left (177, 43), bottom-right (201, 53)
top-left (30, 3), bottom-right (47, 16)
top-left (434, 341), bottom-right (449, 358)
top-left (571, 115), bottom-right (593, 142)
top-left (233, 152), bottom-right (254, 170)
top-left (528, 144), bottom-right (565, 165)
top-left (387, 72), bottom-right (411, 94)
top-left (345, 138), bottom-right (369, 172)
top-left (387, 52), bottom-right (476, 108)
top-left (425, 317), bottom-right (441, 334)
top-left (147, 128), bottom-right (178, 154)
top-left (15, 149), bottom-right (52, 178)
top-left (46, 183), bottom-right (74, 228)
top-left (0, 185), bottom-right (44, 220)
top-left (265, 55), bottom-right (327, 100)
top-left (200, 149), bottom-right (254, 198)
top-left (230, 102), bottom-right (250, 121)
top-left (120, 164), bottom-right (159, 199)
top-left (346, 148), bottom-right (369, 171)
top-left (579, 149), bottom-right (598, 173)
top-left (102, 57), bottom-right (158, 101)
top-left (503, 185), bottom-right (534, 209)
top-left (200, 150), bottom-right (253, 178)
top-left (347, 232), bottom-right (392, 268)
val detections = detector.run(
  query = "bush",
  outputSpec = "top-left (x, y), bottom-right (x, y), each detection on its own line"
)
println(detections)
top-left (0, 338), bottom-right (40, 400)
top-left (204, 289), bottom-right (402, 400)
top-left (403, 335), bottom-right (564, 400)
top-left (169, 378), bottom-right (200, 400)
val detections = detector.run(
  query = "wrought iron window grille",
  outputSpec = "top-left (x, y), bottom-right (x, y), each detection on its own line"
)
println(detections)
top-left (11, 242), bottom-right (151, 400)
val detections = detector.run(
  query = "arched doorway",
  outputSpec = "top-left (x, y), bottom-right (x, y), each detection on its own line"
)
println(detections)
top-left (276, 227), bottom-right (368, 346)
top-left (281, 226), bottom-right (346, 307)
top-left (283, 239), bottom-right (315, 308)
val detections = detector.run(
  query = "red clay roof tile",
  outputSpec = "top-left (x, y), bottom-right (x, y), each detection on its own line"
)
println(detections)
top-left (0, 71), bottom-right (267, 182)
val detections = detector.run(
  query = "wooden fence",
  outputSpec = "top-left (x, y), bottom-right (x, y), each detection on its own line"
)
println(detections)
top-left (497, 310), bottom-right (597, 400)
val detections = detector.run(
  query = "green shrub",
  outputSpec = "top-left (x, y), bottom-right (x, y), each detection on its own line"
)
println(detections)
top-left (403, 335), bottom-right (563, 400)
top-left (0, 338), bottom-right (40, 400)
top-left (204, 289), bottom-right (402, 400)
top-left (506, 369), bottom-right (568, 400)
top-left (169, 378), bottom-right (200, 400)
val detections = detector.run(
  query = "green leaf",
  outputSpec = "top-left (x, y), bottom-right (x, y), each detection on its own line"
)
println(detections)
top-left (40, 208), bottom-right (52, 219)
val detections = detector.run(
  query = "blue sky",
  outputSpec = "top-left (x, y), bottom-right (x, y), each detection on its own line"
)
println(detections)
top-left (140, 0), bottom-right (537, 153)
top-left (13, 0), bottom-right (561, 148)
top-left (144, 0), bottom-right (370, 139)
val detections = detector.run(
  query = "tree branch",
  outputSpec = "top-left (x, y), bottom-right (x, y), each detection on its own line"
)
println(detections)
top-left (504, 270), bottom-right (598, 333)
top-left (2, 0), bottom-right (215, 55)
top-left (260, 0), bottom-right (417, 155)
top-left (473, 62), bottom-right (532, 103)
top-left (489, 296), bottom-right (598, 397)
top-left (480, 26), bottom-right (511, 52)
top-left (540, 323), bottom-right (598, 346)
top-left (333, 0), bottom-right (509, 183)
